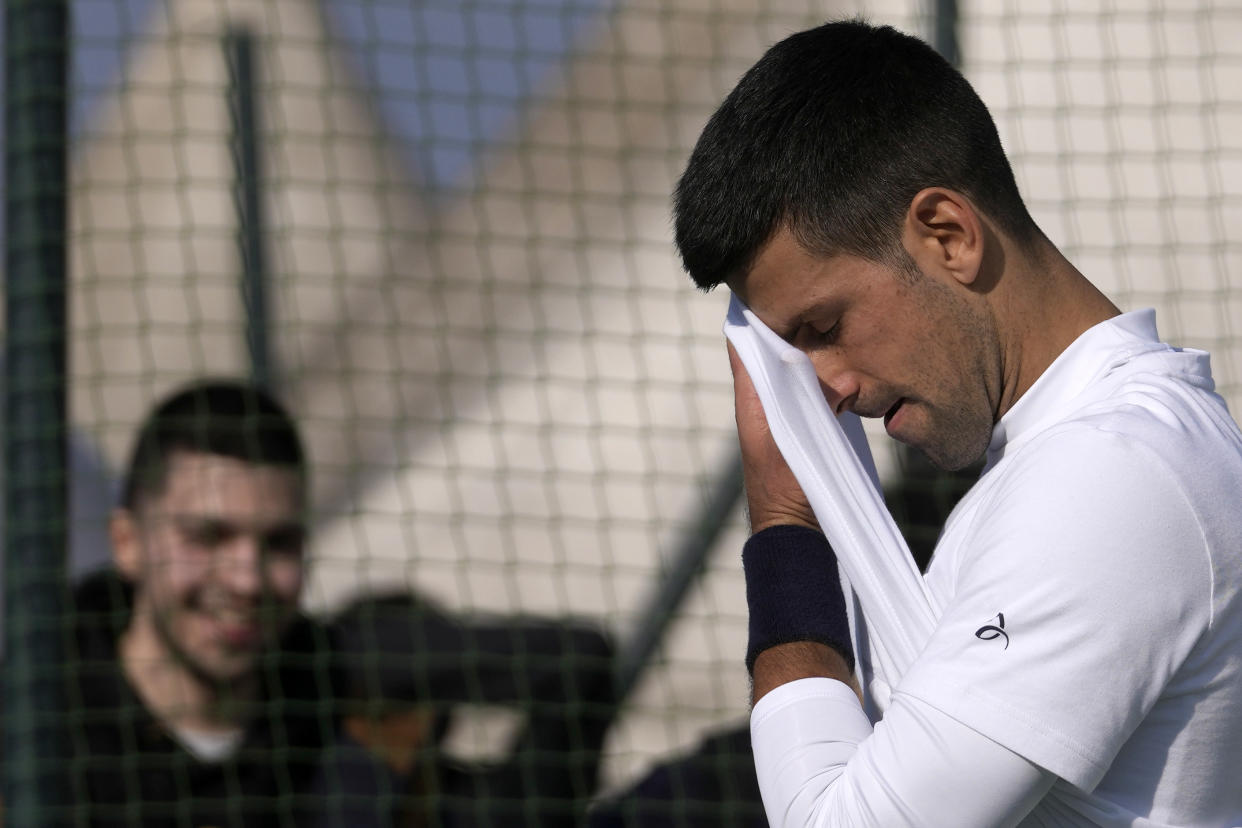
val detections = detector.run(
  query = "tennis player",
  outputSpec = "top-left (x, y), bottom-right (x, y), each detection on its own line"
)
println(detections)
top-left (674, 20), bottom-right (1242, 827)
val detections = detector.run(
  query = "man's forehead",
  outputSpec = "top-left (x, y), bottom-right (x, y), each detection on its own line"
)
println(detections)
top-left (731, 229), bottom-right (829, 290)
top-left (728, 232), bottom-right (838, 330)
top-left (155, 451), bottom-right (304, 511)
top-left (152, 506), bottom-right (307, 541)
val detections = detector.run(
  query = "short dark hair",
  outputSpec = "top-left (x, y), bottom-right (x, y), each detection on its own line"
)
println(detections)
top-left (120, 379), bottom-right (306, 511)
top-left (673, 19), bottom-right (1039, 290)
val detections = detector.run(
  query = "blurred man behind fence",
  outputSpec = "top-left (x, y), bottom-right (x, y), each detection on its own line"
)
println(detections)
top-left (6, 379), bottom-right (615, 827)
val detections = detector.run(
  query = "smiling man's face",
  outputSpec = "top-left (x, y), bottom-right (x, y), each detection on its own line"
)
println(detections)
top-left (730, 228), bottom-right (1000, 471)
top-left (116, 450), bottom-right (306, 687)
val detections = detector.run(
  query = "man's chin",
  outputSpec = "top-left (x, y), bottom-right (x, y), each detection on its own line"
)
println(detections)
top-left (176, 646), bottom-right (264, 690)
top-left (150, 615), bottom-right (265, 690)
top-left (894, 414), bottom-right (990, 472)
top-left (916, 439), bottom-right (988, 472)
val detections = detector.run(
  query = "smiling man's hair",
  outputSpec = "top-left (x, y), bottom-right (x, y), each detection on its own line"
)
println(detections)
top-left (121, 380), bottom-right (306, 512)
top-left (673, 19), bottom-right (1040, 291)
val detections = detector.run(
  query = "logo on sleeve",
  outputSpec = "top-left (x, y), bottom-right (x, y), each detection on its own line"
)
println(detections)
top-left (974, 613), bottom-right (1009, 650)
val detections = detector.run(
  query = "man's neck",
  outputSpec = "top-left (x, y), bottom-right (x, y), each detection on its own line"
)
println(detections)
top-left (120, 617), bottom-right (256, 736)
top-left (992, 240), bottom-right (1121, 421)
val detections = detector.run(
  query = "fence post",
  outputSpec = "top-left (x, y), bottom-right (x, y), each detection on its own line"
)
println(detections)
top-left (614, 450), bottom-right (743, 701)
top-left (4, 0), bottom-right (71, 824)
top-left (225, 25), bottom-right (274, 390)
top-left (933, 0), bottom-right (960, 67)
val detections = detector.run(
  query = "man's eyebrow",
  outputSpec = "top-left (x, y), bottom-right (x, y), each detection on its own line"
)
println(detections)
top-left (170, 514), bottom-right (305, 534)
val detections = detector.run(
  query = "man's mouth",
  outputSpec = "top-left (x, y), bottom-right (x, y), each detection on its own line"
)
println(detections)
top-left (884, 399), bottom-right (906, 432)
top-left (216, 620), bottom-right (262, 648)
top-left (201, 609), bottom-right (263, 648)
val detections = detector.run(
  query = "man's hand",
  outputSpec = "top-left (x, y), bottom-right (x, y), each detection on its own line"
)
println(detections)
top-left (730, 343), bottom-right (856, 703)
top-left (729, 342), bottom-right (819, 533)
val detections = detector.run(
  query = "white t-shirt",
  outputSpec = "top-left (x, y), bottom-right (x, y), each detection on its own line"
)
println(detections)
top-left (751, 310), bottom-right (1242, 827)
top-left (172, 725), bottom-right (245, 763)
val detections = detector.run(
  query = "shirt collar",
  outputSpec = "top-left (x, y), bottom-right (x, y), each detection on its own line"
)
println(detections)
top-left (985, 308), bottom-right (1165, 467)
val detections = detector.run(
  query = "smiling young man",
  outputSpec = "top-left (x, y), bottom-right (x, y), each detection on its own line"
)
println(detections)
top-left (110, 396), bottom-right (308, 760)
top-left (674, 19), bottom-right (1242, 828)
top-left (53, 380), bottom-right (617, 827)
top-left (64, 381), bottom-right (335, 824)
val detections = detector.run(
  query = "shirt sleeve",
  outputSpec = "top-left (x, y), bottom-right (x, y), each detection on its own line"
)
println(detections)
top-left (750, 678), bottom-right (1055, 828)
top-left (900, 426), bottom-right (1212, 790)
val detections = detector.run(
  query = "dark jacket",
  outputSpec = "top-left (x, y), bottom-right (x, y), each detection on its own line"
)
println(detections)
top-left (15, 571), bottom-right (616, 828)
top-left (66, 572), bottom-right (351, 827)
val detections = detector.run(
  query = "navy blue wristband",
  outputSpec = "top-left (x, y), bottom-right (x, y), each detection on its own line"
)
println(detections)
top-left (743, 525), bottom-right (854, 675)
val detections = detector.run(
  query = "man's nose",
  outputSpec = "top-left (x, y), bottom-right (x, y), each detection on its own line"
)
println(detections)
top-left (808, 353), bottom-right (861, 415)
top-left (218, 536), bottom-right (263, 597)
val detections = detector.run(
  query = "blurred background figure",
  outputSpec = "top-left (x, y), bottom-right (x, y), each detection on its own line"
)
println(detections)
top-left (29, 379), bottom-right (614, 826)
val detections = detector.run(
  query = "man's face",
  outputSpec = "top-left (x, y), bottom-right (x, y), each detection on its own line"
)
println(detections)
top-left (729, 229), bottom-right (1000, 471)
top-left (117, 451), bottom-right (306, 687)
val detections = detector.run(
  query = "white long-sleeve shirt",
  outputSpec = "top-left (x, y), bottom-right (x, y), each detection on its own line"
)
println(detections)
top-left (751, 311), bottom-right (1242, 827)
top-left (753, 680), bottom-right (1054, 826)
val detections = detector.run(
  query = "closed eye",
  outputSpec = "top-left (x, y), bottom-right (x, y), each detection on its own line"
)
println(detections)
top-left (795, 320), bottom-right (841, 348)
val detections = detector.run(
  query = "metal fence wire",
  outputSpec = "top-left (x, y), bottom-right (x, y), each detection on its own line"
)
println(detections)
top-left (4, 1), bottom-right (1240, 825)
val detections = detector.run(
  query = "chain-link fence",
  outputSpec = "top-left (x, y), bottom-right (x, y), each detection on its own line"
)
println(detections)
top-left (5, 0), bottom-right (1240, 824)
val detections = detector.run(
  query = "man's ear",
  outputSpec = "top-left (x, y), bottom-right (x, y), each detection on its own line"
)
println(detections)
top-left (111, 508), bottom-right (143, 580)
top-left (902, 187), bottom-right (984, 287)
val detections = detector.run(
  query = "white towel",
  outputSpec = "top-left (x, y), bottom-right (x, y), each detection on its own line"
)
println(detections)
top-left (723, 295), bottom-right (942, 708)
